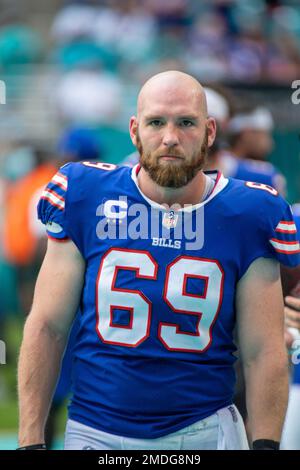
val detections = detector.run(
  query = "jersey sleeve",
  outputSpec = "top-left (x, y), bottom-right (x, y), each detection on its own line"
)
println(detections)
top-left (238, 185), bottom-right (300, 278)
top-left (37, 164), bottom-right (71, 241)
top-left (267, 201), bottom-right (300, 267)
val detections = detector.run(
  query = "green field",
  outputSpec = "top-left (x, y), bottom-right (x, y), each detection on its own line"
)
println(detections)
top-left (0, 318), bottom-right (68, 449)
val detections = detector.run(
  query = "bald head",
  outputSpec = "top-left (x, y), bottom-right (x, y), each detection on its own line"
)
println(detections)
top-left (129, 70), bottom-right (217, 189)
top-left (137, 71), bottom-right (207, 119)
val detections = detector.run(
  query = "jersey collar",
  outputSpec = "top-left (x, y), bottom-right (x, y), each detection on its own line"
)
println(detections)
top-left (131, 164), bottom-right (229, 212)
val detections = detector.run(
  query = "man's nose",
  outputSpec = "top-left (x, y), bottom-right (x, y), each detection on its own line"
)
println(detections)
top-left (162, 124), bottom-right (179, 148)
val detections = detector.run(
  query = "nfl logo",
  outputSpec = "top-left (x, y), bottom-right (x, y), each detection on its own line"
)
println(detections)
top-left (162, 210), bottom-right (179, 229)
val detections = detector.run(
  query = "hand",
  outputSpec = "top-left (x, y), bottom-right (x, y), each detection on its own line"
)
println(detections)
top-left (284, 329), bottom-right (295, 349)
top-left (284, 296), bottom-right (300, 330)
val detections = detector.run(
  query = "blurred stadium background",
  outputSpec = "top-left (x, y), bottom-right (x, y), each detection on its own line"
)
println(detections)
top-left (0, 0), bottom-right (300, 450)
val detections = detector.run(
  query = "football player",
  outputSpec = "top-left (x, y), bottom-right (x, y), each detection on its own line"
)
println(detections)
top-left (18, 71), bottom-right (300, 450)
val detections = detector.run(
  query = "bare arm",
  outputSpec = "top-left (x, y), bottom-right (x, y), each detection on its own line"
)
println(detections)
top-left (236, 257), bottom-right (288, 443)
top-left (18, 238), bottom-right (85, 446)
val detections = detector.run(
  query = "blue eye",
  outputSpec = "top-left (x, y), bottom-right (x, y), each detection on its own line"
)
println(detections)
top-left (149, 120), bottom-right (163, 127)
top-left (180, 120), bottom-right (194, 127)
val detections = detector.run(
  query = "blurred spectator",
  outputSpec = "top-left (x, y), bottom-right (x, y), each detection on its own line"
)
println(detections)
top-left (55, 68), bottom-right (123, 125)
top-left (1, 123), bottom-right (103, 314)
top-left (92, 1), bottom-right (157, 65)
top-left (2, 147), bottom-right (56, 268)
top-left (203, 85), bottom-right (233, 170)
top-left (222, 106), bottom-right (286, 195)
top-left (0, 22), bottom-right (43, 100)
top-left (205, 85), bottom-right (232, 128)
top-left (57, 126), bottom-right (103, 163)
top-left (1, 146), bottom-right (55, 318)
top-left (2, 143), bottom-right (36, 182)
top-left (0, 24), bottom-right (42, 71)
top-left (227, 106), bottom-right (274, 161)
top-left (51, 3), bottom-right (97, 43)
top-left (186, 10), bottom-right (229, 80)
top-left (227, 28), bottom-right (268, 83)
top-left (145, 0), bottom-right (190, 26)
top-left (53, 39), bottom-right (118, 73)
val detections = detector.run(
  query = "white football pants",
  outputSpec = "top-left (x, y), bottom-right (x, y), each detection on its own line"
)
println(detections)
top-left (281, 384), bottom-right (300, 450)
top-left (64, 404), bottom-right (249, 450)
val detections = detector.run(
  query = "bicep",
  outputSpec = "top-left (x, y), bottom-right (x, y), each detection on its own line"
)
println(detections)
top-left (29, 238), bottom-right (85, 337)
top-left (236, 257), bottom-right (284, 363)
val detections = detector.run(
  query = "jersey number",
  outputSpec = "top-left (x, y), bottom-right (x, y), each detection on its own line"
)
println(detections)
top-left (96, 248), bottom-right (224, 353)
top-left (245, 181), bottom-right (278, 196)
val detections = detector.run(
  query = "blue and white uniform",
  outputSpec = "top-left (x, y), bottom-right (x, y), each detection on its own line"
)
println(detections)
top-left (38, 162), bottom-right (299, 447)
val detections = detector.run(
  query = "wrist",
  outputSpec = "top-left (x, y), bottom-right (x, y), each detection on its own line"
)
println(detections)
top-left (17, 443), bottom-right (46, 450)
top-left (18, 434), bottom-right (45, 448)
top-left (252, 439), bottom-right (280, 450)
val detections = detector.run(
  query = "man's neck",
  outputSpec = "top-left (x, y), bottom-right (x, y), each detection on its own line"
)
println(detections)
top-left (137, 167), bottom-right (208, 207)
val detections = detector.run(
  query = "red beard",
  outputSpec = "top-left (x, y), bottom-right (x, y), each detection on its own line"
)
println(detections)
top-left (136, 128), bottom-right (209, 188)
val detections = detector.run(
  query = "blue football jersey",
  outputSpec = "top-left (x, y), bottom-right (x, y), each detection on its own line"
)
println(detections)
top-left (52, 315), bottom-right (80, 404)
top-left (221, 152), bottom-right (286, 195)
top-left (37, 162), bottom-right (300, 438)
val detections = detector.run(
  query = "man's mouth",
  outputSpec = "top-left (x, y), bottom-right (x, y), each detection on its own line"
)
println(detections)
top-left (159, 155), bottom-right (184, 161)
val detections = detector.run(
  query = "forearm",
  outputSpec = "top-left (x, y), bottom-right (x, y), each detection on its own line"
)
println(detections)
top-left (244, 350), bottom-right (289, 442)
top-left (18, 316), bottom-right (67, 446)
